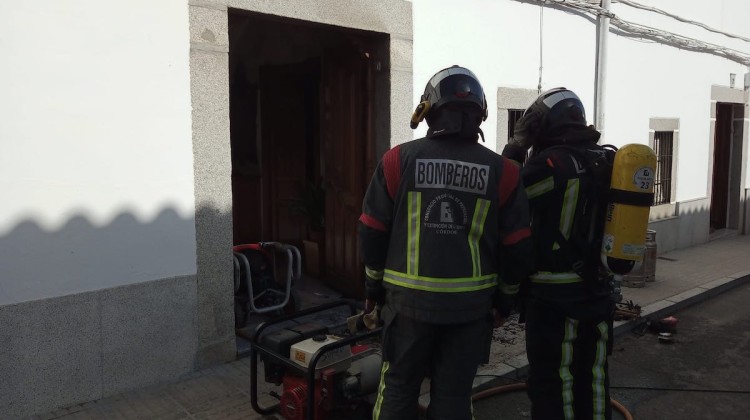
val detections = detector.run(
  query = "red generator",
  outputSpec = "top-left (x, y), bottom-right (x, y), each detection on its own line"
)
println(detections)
top-left (250, 301), bottom-right (383, 420)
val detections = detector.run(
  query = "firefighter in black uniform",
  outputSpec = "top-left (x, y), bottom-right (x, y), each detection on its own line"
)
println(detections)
top-left (358, 66), bottom-right (534, 420)
top-left (502, 87), bottom-right (615, 420)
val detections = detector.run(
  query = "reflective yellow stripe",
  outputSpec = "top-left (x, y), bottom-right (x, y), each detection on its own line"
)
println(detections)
top-left (383, 270), bottom-right (497, 292)
top-left (365, 266), bottom-right (384, 281)
top-left (407, 192), bottom-right (422, 276)
top-left (560, 318), bottom-right (579, 420)
top-left (559, 179), bottom-right (580, 240)
top-left (526, 176), bottom-right (554, 199)
top-left (469, 198), bottom-right (491, 277)
top-left (530, 272), bottom-right (584, 284)
top-left (592, 321), bottom-right (609, 420)
top-left (373, 361), bottom-right (390, 420)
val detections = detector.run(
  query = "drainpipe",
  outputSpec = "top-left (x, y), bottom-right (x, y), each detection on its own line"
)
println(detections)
top-left (744, 71), bottom-right (749, 234)
top-left (594, 0), bottom-right (611, 140)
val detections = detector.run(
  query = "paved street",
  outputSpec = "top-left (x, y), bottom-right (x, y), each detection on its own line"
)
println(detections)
top-left (608, 282), bottom-right (750, 419)
top-left (471, 282), bottom-right (750, 419)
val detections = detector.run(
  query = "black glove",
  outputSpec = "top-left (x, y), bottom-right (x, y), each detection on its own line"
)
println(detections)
top-left (507, 109), bottom-right (543, 152)
top-left (501, 144), bottom-right (528, 165)
top-left (365, 277), bottom-right (385, 306)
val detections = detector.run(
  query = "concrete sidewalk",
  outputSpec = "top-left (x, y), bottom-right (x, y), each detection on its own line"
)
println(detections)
top-left (28, 234), bottom-right (750, 420)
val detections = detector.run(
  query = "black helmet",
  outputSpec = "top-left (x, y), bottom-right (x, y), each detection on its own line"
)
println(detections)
top-left (514, 87), bottom-right (588, 150)
top-left (410, 65), bottom-right (488, 129)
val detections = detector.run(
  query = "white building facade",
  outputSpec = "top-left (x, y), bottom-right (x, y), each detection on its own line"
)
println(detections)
top-left (0, 0), bottom-right (748, 417)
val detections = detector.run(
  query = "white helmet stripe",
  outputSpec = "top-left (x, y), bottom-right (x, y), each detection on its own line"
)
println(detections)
top-left (428, 67), bottom-right (479, 88)
top-left (542, 90), bottom-right (580, 108)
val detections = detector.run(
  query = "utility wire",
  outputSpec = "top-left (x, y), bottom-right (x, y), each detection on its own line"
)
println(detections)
top-left (538, 5), bottom-right (544, 93)
top-left (614, 0), bottom-right (750, 44)
top-left (521, 0), bottom-right (750, 66)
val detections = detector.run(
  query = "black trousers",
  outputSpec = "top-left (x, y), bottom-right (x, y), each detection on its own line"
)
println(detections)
top-left (525, 298), bottom-right (613, 420)
top-left (372, 313), bottom-right (492, 420)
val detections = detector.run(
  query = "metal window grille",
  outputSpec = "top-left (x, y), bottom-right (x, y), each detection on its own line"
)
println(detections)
top-left (508, 109), bottom-right (525, 141)
top-left (653, 131), bottom-right (674, 206)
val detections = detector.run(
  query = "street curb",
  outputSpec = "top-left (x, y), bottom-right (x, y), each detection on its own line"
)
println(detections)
top-left (613, 272), bottom-right (750, 338)
top-left (472, 272), bottom-right (750, 392)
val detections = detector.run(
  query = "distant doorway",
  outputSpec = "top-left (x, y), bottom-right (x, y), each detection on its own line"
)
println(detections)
top-left (228, 11), bottom-right (386, 298)
top-left (710, 103), bottom-right (745, 234)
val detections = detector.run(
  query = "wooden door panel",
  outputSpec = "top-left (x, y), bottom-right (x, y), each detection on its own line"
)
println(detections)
top-left (260, 65), bottom-right (308, 243)
top-left (322, 47), bottom-right (373, 297)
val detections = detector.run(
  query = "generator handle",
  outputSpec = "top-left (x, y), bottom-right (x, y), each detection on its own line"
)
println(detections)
top-left (262, 242), bottom-right (302, 282)
top-left (251, 299), bottom-right (358, 341)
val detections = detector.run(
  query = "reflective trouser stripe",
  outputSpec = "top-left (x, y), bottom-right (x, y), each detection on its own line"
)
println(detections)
top-left (407, 192), bottom-right (422, 276)
top-left (530, 272), bottom-right (584, 284)
top-left (526, 176), bottom-right (555, 199)
top-left (468, 198), bottom-right (491, 277)
top-left (373, 361), bottom-right (390, 420)
top-left (592, 321), bottom-right (609, 420)
top-left (383, 270), bottom-right (497, 292)
top-left (560, 317), bottom-right (579, 420)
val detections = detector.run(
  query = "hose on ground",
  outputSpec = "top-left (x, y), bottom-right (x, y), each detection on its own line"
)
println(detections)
top-left (472, 383), bottom-right (633, 420)
top-left (419, 382), bottom-right (634, 420)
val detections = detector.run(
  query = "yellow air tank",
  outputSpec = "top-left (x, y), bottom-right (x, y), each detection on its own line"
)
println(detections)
top-left (600, 144), bottom-right (657, 276)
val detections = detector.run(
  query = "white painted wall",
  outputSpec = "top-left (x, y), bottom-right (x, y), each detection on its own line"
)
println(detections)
top-left (0, 0), bottom-right (195, 305)
top-left (412, 0), bottom-right (749, 204)
top-left (606, 0), bottom-right (749, 201)
top-left (412, 0), bottom-right (597, 149)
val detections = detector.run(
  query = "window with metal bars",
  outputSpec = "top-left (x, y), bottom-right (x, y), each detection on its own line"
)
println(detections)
top-left (653, 131), bottom-right (674, 205)
top-left (508, 109), bottom-right (525, 141)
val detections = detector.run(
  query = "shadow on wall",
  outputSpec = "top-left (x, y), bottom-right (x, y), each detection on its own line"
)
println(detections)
top-left (0, 207), bottom-right (201, 306)
top-left (0, 205), bottom-right (236, 419)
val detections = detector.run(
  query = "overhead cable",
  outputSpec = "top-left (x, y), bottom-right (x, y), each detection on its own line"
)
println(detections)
top-left (614, 0), bottom-right (750, 44)
top-left (522, 0), bottom-right (750, 66)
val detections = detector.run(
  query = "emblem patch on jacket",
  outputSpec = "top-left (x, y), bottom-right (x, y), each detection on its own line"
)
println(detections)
top-left (424, 194), bottom-right (469, 235)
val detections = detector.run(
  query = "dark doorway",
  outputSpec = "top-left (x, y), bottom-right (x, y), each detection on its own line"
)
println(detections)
top-left (711, 103), bottom-right (732, 231)
top-left (710, 103), bottom-right (744, 233)
top-left (228, 11), bottom-right (386, 298)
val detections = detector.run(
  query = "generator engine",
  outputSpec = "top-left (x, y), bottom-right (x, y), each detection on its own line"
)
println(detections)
top-left (258, 323), bottom-right (382, 420)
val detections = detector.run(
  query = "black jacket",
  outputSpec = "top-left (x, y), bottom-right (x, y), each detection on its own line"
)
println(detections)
top-left (503, 127), bottom-right (613, 310)
top-left (358, 135), bottom-right (533, 324)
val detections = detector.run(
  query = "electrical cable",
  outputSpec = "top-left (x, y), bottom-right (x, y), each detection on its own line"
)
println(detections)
top-left (517, 0), bottom-right (750, 66)
top-left (614, 0), bottom-right (750, 44)
top-left (538, 4), bottom-right (544, 93)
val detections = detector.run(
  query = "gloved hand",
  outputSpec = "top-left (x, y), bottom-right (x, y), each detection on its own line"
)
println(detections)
top-left (509, 111), bottom-right (538, 151)
top-left (365, 277), bottom-right (385, 312)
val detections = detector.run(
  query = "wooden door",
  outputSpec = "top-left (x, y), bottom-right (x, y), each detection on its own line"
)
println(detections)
top-left (710, 103), bottom-right (733, 231)
top-left (321, 47), bottom-right (374, 297)
top-left (259, 65), bottom-right (309, 243)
